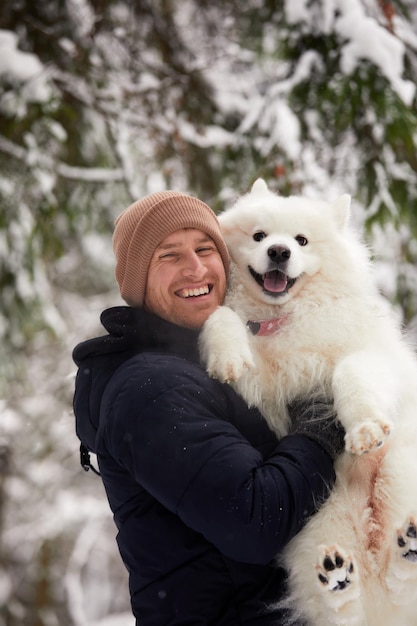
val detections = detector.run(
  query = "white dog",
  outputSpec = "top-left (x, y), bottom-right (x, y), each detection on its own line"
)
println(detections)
top-left (200, 179), bottom-right (417, 625)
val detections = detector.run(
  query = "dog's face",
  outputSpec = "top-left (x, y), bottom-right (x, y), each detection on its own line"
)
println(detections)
top-left (219, 179), bottom-right (351, 305)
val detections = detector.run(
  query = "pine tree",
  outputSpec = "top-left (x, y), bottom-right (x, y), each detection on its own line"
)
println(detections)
top-left (2, 0), bottom-right (416, 379)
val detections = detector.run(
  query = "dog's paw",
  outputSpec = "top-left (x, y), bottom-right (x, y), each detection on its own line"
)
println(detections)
top-left (316, 545), bottom-right (355, 593)
top-left (200, 306), bottom-right (255, 382)
top-left (397, 515), bottom-right (417, 563)
top-left (386, 514), bottom-right (417, 601)
top-left (345, 418), bottom-right (392, 455)
top-left (205, 349), bottom-right (255, 383)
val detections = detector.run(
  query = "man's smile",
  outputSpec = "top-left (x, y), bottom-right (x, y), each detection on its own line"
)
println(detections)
top-left (177, 284), bottom-right (211, 298)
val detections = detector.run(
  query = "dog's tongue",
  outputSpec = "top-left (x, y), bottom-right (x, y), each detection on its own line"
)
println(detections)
top-left (263, 270), bottom-right (288, 293)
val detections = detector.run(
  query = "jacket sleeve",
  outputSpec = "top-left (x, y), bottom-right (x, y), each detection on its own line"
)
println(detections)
top-left (101, 354), bottom-right (336, 565)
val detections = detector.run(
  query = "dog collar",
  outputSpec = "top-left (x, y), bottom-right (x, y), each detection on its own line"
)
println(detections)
top-left (246, 314), bottom-right (289, 336)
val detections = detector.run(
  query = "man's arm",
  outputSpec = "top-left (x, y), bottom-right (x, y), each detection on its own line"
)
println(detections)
top-left (102, 354), bottom-right (338, 564)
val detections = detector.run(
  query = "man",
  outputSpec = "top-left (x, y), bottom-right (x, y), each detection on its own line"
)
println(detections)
top-left (73, 190), bottom-right (345, 625)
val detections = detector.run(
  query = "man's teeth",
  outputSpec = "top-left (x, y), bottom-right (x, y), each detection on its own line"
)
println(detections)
top-left (180, 286), bottom-right (210, 298)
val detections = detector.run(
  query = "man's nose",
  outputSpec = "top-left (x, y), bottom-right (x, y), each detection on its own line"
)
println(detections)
top-left (181, 252), bottom-right (207, 277)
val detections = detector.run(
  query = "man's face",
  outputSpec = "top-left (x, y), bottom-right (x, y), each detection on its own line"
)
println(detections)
top-left (144, 228), bottom-right (227, 329)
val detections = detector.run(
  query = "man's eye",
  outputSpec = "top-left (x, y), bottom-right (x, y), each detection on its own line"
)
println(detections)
top-left (197, 246), bottom-right (214, 254)
top-left (253, 231), bottom-right (267, 242)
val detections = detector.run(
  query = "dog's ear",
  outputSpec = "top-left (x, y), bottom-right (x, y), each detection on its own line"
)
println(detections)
top-left (332, 194), bottom-right (351, 230)
top-left (219, 178), bottom-right (271, 236)
top-left (217, 210), bottom-right (236, 237)
top-left (251, 178), bottom-right (269, 194)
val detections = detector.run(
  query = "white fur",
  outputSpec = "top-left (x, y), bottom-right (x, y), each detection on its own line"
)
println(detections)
top-left (200, 179), bottom-right (417, 625)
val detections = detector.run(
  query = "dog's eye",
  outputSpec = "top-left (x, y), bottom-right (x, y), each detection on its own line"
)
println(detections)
top-left (295, 235), bottom-right (308, 246)
top-left (253, 231), bottom-right (267, 242)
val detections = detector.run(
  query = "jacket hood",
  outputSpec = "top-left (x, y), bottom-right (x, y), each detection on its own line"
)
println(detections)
top-left (73, 306), bottom-right (200, 453)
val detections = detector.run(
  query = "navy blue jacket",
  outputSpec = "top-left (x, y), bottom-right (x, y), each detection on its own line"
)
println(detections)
top-left (73, 306), bottom-right (336, 625)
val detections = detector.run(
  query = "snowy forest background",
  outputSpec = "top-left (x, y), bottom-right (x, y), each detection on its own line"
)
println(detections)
top-left (1, 0), bottom-right (417, 624)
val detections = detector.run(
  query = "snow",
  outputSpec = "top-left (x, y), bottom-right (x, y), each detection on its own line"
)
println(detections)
top-left (178, 120), bottom-right (235, 148)
top-left (0, 570), bottom-right (11, 606)
top-left (258, 99), bottom-right (301, 160)
top-left (0, 30), bottom-right (43, 82)
top-left (284, 0), bottom-right (416, 105)
top-left (270, 51), bottom-right (324, 95)
top-left (65, 0), bottom-right (96, 39)
top-left (0, 401), bottom-right (21, 434)
top-left (57, 163), bottom-right (125, 182)
top-left (0, 29), bottom-right (52, 104)
top-left (285, 0), bottom-right (310, 25)
top-left (91, 615), bottom-right (135, 626)
top-left (335, 0), bottom-right (415, 105)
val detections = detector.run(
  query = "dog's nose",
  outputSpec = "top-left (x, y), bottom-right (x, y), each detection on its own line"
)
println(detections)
top-left (267, 245), bottom-right (291, 264)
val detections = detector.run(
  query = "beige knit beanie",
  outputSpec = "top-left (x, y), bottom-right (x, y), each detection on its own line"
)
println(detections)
top-left (113, 190), bottom-right (230, 307)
